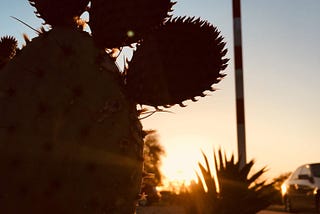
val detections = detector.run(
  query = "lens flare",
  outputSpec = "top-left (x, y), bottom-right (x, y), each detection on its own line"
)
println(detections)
top-left (127, 30), bottom-right (135, 38)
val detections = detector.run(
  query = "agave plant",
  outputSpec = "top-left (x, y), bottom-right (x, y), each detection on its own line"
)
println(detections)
top-left (185, 149), bottom-right (277, 214)
top-left (0, 1), bottom-right (227, 213)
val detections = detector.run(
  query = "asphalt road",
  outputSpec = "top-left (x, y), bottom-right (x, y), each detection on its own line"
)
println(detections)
top-left (137, 205), bottom-right (317, 214)
top-left (259, 211), bottom-right (316, 214)
top-left (258, 205), bottom-right (317, 214)
top-left (258, 211), bottom-right (287, 214)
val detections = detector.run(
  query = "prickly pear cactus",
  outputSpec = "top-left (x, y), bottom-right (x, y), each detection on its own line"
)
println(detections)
top-left (0, 0), bottom-right (228, 213)
top-left (0, 27), bottom-right (144, 213)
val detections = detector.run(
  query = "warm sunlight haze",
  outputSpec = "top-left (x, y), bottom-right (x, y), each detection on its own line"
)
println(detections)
top-left (1, 0), bottom-right (320, 189)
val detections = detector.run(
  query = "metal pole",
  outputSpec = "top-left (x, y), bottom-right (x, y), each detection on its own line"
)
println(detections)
top-left (232, 0), bottom-right (246, 168)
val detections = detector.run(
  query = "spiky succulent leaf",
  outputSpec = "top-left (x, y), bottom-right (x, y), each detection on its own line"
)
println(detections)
top-left (239, 160), bottom-right (255, 180)
top-left (0, 36), bottom-right (18, 69)
top-left (216, 149), bottom-right (276, 214)
top-left (187, 149), bottom-right (276, 214)
top-left (198, 162), bottom-right (217, 195)
top-left (248, 167), bottom-right (267, 184)
top-left (90, 0), bottom-right (175, 48)
top-left (126, 16), bottom-right (228, 107)
top-left (200, 151), bottom-right (217, 194)
top-left (195, 172), bottom-right (206, 194)
top-left (29, 0), bottom-right (89, 26)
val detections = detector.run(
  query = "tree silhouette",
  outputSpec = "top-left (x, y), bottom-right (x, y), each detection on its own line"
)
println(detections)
top-left (140, 130), bottom-right (165, 205)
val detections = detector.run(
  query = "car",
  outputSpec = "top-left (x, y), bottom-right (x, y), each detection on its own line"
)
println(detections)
top-left (281, 163), bottom-right (320, 213)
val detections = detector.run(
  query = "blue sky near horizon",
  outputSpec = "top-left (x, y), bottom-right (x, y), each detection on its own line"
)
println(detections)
top-left (1, 0), bottom-right (320, 184)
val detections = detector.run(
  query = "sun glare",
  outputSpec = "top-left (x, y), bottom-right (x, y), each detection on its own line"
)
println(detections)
top-left (158, 135), bottom-right (216, 191)
top-left (162, 166), bottom-right (197, 187)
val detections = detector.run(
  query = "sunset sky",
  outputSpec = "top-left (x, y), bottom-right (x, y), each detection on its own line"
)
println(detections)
top-left (1, 0), bottom-right (319, 185)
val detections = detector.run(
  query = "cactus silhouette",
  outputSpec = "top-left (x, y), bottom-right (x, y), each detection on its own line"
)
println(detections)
top-left (0, 1), bottom-right (227, 213)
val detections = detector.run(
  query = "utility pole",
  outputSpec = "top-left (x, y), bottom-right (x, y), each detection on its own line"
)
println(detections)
top-left (232, 0), bottom-right (246, 168)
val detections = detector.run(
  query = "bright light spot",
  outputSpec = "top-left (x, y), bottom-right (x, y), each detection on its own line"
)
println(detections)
top-left (159, 135), bottom-right (216, 192)
top-left (127, 30), bottom-right (135, 38)
top-left (281, 183), bottom-right (287, 195)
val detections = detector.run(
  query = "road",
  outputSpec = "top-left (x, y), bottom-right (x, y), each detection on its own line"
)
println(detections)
top-left (258, 211), bottom-right (287, 214)
top-left (137, 205), bottom-right (317, 214)
top-left (258, 205), bottom-right (317, 214)
top-left (259, 211), bottom-right (316, 214)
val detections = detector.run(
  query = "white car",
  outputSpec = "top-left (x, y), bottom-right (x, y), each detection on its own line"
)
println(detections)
top-left (281, 163), bottom-right (320, 213)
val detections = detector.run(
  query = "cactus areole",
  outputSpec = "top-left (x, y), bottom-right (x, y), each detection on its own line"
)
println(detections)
top-left (0, 1), bottom-right (228, 213)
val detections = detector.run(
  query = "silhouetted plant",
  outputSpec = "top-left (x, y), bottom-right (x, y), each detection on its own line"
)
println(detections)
top-left (184, 149), bottom-right (277, 214)
top-left (141, 130), bottom-right (165, 205)
top-left (0, 1), bottom-right (227, 213)
top-left (0, 36), bottom-right (18, 69)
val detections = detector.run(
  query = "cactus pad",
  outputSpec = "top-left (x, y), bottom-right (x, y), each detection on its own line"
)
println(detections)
top-left (0, 27), bottom-right (143, 213)
top-left (29, 0), bottom-right (89, 26)
top-left (125, 17), bottom-right (228, 107)
top-left (90, 0), bottom-right (175, 48)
